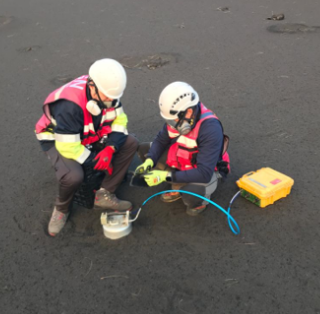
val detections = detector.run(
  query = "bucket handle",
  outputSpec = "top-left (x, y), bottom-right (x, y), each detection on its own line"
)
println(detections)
top-left (243, 171), bottom-right (255, 177)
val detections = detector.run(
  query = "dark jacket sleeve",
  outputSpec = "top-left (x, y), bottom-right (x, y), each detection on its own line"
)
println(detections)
top-left (146, 124), bottom-right (172, 165)
top-left (107, 132), bottom-right (128, 151)
top-left (173, 118), bottom-right (224, 183)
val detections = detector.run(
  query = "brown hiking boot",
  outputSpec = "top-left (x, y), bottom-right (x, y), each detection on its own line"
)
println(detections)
top-left (186, 204), bottom-right (207, 216)
top-left (160, 192), bottom-right (182, 203)
top-left (94, 188), bottom-right (132, 212)
top-left (48, 207), bottom-right (69, 237)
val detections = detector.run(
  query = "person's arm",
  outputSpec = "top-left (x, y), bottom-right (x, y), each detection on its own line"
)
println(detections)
top-left (172, 119), bottom-right (224, 183)
top-left (51, 100), bottom-right (91, 164)
top-left (146, 124), bottom-right (172, 165)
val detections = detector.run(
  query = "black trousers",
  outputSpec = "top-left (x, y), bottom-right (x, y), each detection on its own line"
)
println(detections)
top-left (137, 142), bottom-right (219, 209)
top-left (46, 135), bottom-right (138, 213)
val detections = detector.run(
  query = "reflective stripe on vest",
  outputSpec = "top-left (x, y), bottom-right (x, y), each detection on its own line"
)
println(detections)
top-left (176, 136), bottom-right (197, 148)
top-left (55, 133), bottom-right (81, 143)
top-left (83, 123), bottom-right (95, 134)
top-left (101, 107), bottom-right (124, 123)
top-left (35, 132), bottom-right (55, 141)
top-left (77, 148), bottom-right (91, 164)
top-left (111, 124), bottom-right (128, 134)
top-left (168, 130), bottom-right (179, 138)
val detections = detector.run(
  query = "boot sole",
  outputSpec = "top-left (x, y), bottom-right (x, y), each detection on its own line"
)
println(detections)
top-left (94, 205), bottom-right (133, 212)
top-left (160, 195), bottom-right (182, 203)
top-left (186, 206), bottom-right (207, 216)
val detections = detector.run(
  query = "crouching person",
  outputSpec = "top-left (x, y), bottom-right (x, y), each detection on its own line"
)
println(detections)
top-left (135, 82), bottom-right (230, 216)
top-left (35, 59), bottom-right (138, 236)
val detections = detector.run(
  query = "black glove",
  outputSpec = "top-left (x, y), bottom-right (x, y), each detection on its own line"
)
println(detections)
top-left (216, 161), bottom-right (229, 178)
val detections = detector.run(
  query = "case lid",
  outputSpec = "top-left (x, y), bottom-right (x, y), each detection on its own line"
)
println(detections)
top-left (236, 167), bottom-right (294, 198)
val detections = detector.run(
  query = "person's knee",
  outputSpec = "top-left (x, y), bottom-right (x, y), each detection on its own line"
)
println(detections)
top-left (61, 169), bottom-right (84, 188)
top-left (137, 142), bottom-right (152, 161)
top-left (126, 134), bottom-right (139, 152)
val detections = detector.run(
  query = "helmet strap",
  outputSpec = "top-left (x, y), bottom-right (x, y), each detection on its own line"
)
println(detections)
top-left (87, 78), bottom-right (114, 108)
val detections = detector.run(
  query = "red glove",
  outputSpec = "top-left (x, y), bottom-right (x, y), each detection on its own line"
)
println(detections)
top-left (94, 146), bottom-right (115, 174)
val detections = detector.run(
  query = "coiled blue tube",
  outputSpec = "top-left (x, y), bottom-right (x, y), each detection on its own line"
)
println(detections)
top-left (139, 190), bottom-right (240, 235)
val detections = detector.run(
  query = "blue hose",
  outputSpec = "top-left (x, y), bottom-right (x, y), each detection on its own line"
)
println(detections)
top-left (137, 189), bottom-right (240, 235)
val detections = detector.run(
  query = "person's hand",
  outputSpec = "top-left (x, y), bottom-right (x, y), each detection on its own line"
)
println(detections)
top-left (143, 170), bottom-right (168, 187)
top-left (94, 146), bottom-right (115, 174)
top-left (135, 158), bottom-right (154, 174)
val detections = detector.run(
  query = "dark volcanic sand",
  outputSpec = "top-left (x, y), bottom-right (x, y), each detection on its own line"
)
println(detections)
top-left (1, 0), bottom-right (320, 313)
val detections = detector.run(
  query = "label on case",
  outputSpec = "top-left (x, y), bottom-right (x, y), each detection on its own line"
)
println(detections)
top-left (270, 178), bottom-right (282, 185)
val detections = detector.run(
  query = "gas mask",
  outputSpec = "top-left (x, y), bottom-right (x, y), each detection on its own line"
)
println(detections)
top-left (86, 99), bottom-right (119, 116)
top-left (86, 79), bottom-right (119, 115)
top-left (86, 100), bottom-right (102, 116)
top-left (166, 107), bottom-right (196, 135)
top-left (166, 119), bottom-right (192, 135)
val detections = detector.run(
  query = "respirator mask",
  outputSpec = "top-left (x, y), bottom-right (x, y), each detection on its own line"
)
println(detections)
top-left (166, 106), bottom-right (196, 135)
top-left (86, 80), bottom-right (119, 115)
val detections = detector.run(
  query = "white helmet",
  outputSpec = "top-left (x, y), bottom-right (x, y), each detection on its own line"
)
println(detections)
top-left (89, 58), bottom-right (127, 99)
top-left (159, 82), bottom-right (199, 120)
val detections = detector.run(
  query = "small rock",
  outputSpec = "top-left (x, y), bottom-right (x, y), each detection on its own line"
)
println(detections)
top-left (217, 7), bottom-right (229, 12)
top-left (267, 13), bottom-right (285, 21)
top-left (147, 57), bottom-right (169, 70)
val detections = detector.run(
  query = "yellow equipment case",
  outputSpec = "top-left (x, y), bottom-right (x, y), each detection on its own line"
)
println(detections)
top-left (236, 167), bottom-right (294, 208)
